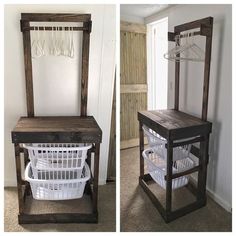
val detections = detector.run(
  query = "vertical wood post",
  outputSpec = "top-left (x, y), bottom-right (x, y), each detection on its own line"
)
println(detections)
top-left (93, 143), bottom-right (100, 213)
top-left (139, 122), bottom-right (144, 177)
top-left (87, 148), bottom-right (92, 168)
top-left (202, 19), bottom-right (213, 121)
top-left (197, 135), bottom-right (209, 204)
top-left (23, 147), bottom-right (29, 168)
top-left (21, 20), bottom-right (34, 117)
top-left (166, 139), bottom-right (173, 213)
top-left (81, 21), bottom-right (91, 116)
top-left (14, 143), bottom-right (24, 214)
top-left (84, 148), bottom-right (92, 195)
top-left (174, 35), bottom-right (180, 110)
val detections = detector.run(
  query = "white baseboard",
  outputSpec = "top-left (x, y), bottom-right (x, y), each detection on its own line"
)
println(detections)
top-left (4, 180), bottom-right (16, 187)
top-left (190, 177), bottom-right (232, 212)
top-left (206, 188), bottom-right (232, 212)
top-left (98, 179), bottom-right (107, 185)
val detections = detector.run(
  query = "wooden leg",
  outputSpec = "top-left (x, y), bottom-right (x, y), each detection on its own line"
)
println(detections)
top-left (14, 143), bottom-right (24, 214)
top-left (93, 143), bottom-right (100, 213)
top-left (84, 148), bottom-right (92, 195)
top-left (197, 135), bottom-right (209, 204)
top-left (87, 148), bottom-right (92, 169)
top-left (139, 122), bottom-right (144, 177)
top-left (23, 148), bottom-right (29, 168)
top-left (23, 148), bottom-right (31, 196)
top-left (166, 140), bottom-right (173, 214)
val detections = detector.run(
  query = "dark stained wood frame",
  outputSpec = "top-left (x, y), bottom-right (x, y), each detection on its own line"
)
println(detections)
top-left (12, 13), bottom-right (103, 224)
top-left (138, 17), bottom-right (213, 223)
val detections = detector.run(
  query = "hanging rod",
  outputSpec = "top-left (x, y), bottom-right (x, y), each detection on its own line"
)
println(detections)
top-left (168, 31), bottom-right (201, 42)
top-left (168, 23), bottom-right (212, 42)
top-left (22, 26), bottom-right (86, 31)
top-left (178, 31), bottom-right (201, 38)
top-left (20, 20), bottom-right (92, 33)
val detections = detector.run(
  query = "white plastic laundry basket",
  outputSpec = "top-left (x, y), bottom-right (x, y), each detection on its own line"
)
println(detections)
top-left (142, 148), bottom-right (195, 190)
top-left (142, 125), bottom-right (191, 161)
top-left (25, 162), bottom-right (90, 200)
top-left (23, 143), bottom-right (92, 178)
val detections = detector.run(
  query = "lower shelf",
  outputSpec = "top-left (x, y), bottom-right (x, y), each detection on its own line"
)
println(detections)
top-left (19, 181), bottom-right (97, 224)
top-left (18, 212), bottom-right (98, 224)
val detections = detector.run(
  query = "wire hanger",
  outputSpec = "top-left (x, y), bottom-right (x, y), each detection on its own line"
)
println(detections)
top-left (164, 31), bottom-right (205, 62)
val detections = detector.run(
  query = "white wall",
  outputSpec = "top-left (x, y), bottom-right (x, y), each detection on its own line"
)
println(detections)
top-left (145, 5), bottom-right (232, 211)
top-left (4, 4), bottom-right (116, 186)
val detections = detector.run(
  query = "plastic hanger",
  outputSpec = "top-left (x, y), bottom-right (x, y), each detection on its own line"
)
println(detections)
top-left (69, 27), bottom-right (74, 58)
top-left (164, 32), bottom-right (205, 62)
top-left (33, 25), bottom-right (75, 58)
top-left (31, 26), bottom-right (44, 58)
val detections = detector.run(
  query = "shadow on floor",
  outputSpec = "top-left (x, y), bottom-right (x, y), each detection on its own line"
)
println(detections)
top-left (120, 147), bottom-right (232, 232)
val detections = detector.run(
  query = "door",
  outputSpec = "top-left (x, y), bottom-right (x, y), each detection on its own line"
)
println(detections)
top-left (120, 21), bottom-right (147, 149)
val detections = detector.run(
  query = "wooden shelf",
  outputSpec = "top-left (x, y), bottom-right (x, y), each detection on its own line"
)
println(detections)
top-left (138, 109), bottom-right (212, 140)
top-left (12, 116), bottom-right (102, 143)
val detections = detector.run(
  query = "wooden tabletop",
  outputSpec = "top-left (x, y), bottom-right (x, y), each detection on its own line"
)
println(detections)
top-left (12, 116), bottom-right (102, 143)
top-left (138, 109), bottom-right (212, 140)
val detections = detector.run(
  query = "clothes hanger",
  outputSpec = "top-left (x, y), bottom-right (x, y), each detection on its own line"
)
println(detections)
top-left (164, 32), bottom-right (205, 62)
top-left (40, 26), bottom-right (46, 56)
top-left (33, 25), bottom-right (75, 58)
top-left (31, 26), bottom-right (44, 58)
top-left (69, 27), bottom-right (74, 58)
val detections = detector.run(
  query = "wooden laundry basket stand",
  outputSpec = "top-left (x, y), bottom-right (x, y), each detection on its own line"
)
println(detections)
top-left (138, 16), bottom-right (213, 223)
top-left (11, 13), bottom-right (102, 224)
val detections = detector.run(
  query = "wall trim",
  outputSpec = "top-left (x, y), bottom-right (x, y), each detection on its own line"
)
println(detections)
top-left (206, 187), bottom-right (232, 212)
top-left (4, 180), bottom-right (16, 187)
top-left (190, 177), bottom-right (232, 212)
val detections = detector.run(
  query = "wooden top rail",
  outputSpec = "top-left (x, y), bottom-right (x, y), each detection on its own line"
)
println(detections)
top-left (174, 16), bottom-right (213, 33)
top-left (21, 13), bottom-right (91, 22)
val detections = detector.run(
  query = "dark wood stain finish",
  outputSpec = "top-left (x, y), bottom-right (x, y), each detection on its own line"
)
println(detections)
top-left (14, 143), bottom-right (24, 214)
top-left (21, 13), bottom-right (91, 22)
top-left (138, 17), bottom-right (213, 223)
top-left (12, 116), bottom-right (102, 143)
top-left (12, 13), bottom-right (103, 224)
top-left (19, 212), bottom-right (98, 224)
top-left (22, 20), bottom-right (34, 117)
top-left (81, 21), bottom-right (91, 116)
top-left (174, 35), bottom-right (180, 111)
